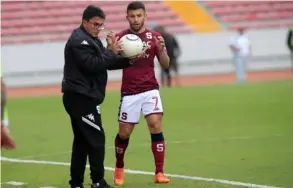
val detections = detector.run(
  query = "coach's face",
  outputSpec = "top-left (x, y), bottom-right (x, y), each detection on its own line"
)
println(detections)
top-left (83, 16), bottom-right (105, 38)
top-left (127, 9), bottom-right (146, 32)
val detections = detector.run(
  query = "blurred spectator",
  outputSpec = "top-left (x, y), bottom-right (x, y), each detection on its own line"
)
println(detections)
top-left (154, 26), bottom-right (181, 87)
top-left (287, 26), bottom-right (293, 71)
top-left (148, 21), bottom-right (158, 30)
top-left (229, 27), bottom-right (252, 83)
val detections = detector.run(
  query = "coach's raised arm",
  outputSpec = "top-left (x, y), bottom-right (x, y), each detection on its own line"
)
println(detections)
top-left (68, 27), bottom-right (131, 73)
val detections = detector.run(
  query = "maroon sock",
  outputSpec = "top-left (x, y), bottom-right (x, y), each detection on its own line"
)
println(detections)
top-left (151, 133), bottom-right (165, 174)
top-left (115, 134), bottom-right (129, 168)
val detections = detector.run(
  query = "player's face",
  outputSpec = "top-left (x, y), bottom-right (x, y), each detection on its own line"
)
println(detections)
top-left (126, 9), bottom-right (146, 32)
top-left (83, 16), bottom-right (105, 38)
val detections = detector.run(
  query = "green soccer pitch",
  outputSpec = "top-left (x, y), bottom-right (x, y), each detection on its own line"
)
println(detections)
top-left (1, 80), bottom-right (293, 188)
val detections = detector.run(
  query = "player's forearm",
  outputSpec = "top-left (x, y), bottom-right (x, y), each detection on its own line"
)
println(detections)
top-left (158, 52), bottom-right (170, 69)
top-left (103, 50), bottom-right (132, 70)
top-left (107, 57), bottom-right (131, 70)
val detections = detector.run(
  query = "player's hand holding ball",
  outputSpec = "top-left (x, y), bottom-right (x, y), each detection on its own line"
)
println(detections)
top-left (119, 34), bottom-right (146, 60)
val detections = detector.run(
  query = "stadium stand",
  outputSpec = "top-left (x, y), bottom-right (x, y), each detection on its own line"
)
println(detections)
top-left (163, 1), bottom-right (222, 33)
top-left (2, 1), bottom-right (293, 45)
top-left (1, 1), bottom-right (193, 44)
top-left (202, 1), bottom-right (293, 30)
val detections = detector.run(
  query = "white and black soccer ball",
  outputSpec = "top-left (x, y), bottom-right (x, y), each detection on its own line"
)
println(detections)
top-left (119, 34), bottom-right (144, 58)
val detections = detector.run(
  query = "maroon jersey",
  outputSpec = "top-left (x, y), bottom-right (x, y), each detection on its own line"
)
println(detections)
top-left (116, 29), bottom-right (165, 95)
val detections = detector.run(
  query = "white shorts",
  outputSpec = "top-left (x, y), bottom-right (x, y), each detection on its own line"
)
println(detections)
top-left (118, 89), bottom-right (163, 124)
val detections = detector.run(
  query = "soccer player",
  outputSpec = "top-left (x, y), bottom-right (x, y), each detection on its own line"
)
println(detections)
top-left (113, 1), bottom-right (170, 186)
top-left (1, 71), bottom-right (16, 149)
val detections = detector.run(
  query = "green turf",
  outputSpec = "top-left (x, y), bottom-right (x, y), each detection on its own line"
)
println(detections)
top-left (1, 80), bottom-right (293, 188)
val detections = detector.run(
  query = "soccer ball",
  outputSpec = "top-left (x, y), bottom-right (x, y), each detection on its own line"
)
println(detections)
top-left (119, 34), bottom-right (144, 58)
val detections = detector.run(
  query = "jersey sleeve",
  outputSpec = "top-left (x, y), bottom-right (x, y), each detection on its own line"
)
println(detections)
top-left (71, 38), bottom-right (107, 73)
top-left (71, 36), bottom-right (131, 72)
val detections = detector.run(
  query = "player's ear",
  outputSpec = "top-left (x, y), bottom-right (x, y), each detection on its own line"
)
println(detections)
top-left (144, 13), bottom-right (148, 22)
top-left (82, 19), bottom-right (86, 26)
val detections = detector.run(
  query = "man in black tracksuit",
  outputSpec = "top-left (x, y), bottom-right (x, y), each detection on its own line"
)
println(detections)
top-left (287, 26), bottom-right (293, 71)
top-left (62, 5), bottom-right (134, 188)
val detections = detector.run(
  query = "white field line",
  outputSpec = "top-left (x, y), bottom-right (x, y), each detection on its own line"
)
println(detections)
top-left (0, 181), bottom-right (26, 186)
top-left (0, 182), bottom-right (56, 188)
top-left (18, 134), bottom-right (283, 159)
top-left (0, 156), bottom-right (282, 188)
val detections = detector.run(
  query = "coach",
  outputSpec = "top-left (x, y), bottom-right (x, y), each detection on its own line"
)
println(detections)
top-left (62, 5), bottom-right (134, 188)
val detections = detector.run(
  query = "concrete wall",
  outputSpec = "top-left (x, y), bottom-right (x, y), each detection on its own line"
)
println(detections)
top-left (1, 28), bottom-right (292, 88)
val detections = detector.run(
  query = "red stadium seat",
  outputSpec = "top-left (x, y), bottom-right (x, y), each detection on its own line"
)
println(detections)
top-left (1, 1), bottom-right (193, 44)
top-left (203, 1), bottom-right (293, 31)
top-left (230, 20), bottom-right (293, 30)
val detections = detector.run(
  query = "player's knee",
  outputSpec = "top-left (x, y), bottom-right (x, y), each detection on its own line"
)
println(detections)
top-left (146, 115), bottom-right (163, 133)
top-left (119, 132), bottom-right (131, 140)
top-left (118, 123), bottom-right (134, 139)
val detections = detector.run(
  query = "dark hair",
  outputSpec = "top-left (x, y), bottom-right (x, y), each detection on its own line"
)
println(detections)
top-left (127, 1), bottom-right (145, 11)
top-left (82, 5), bottom-right (105, 21)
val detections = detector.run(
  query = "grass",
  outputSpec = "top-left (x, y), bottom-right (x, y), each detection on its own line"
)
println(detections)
top-left (1, 80), bottom-right (293, 188)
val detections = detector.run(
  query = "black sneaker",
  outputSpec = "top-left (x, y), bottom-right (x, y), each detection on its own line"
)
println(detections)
top-left (91, 179), bottom-right (113, 188)
top-left (69, 179), bottom-right (84, 188)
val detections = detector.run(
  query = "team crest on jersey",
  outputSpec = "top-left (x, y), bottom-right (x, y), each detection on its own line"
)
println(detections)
top-left (142, 41), bottom-right (151, 49)
top-left (141, 41), bottom-right (151, 58)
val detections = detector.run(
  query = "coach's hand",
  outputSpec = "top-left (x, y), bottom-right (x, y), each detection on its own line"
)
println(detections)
top-left (155, 36), bottom-right (166, 53)
top-left (106, 31), bottom-right (115, 45)
top-left (106, 31), bottom-right (122, 54)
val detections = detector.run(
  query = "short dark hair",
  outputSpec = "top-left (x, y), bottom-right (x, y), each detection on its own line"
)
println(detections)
top-left (127, 1), bottom-right (146, 12)
top-left (82, 5), bottom-right (105, 21)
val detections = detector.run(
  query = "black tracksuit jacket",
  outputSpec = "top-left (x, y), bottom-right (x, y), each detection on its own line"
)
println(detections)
top-left (62, 26), bottom-right (131, 104)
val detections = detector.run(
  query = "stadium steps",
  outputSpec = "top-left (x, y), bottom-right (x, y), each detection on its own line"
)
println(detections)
top-left (202, 1), bottom-right (293, 30)
top-left (163, 1), bottom-right (222, 33)
top-left (229, 19), bottom-right (293, 30)
top-left (1, 26), bottom-right (193, 45)
top-left (197, 1), bottom-right (228, 30)
top-left (1, 1), bottom-right (194, 45)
